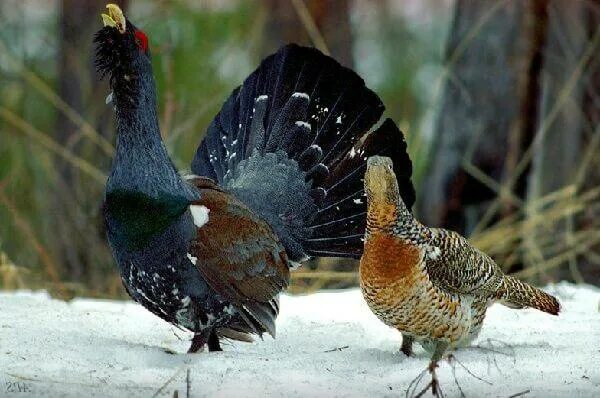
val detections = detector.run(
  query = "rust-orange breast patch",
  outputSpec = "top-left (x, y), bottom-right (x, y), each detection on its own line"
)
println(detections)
top-left (360, 233), bottom-right (421, 283)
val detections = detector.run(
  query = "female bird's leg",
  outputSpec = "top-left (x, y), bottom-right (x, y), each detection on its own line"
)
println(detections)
top-left (410, 342), bottom-right (449, 398)
top-left (426, 360), bottom-right (443, 398)
top-left (207, 329), bottom-right (223, 352)
top-left (401, 334), bottom-right (414, 357)
top-left (428, 342), bottom-right (449, 397)
top-left (188, 333), bottom-right (207, 353)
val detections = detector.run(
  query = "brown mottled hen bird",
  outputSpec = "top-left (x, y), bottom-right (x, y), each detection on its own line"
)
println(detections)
top-left (360, 156), bottom-right (560, 395)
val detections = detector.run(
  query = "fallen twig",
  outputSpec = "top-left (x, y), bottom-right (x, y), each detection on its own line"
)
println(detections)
top-left (508, 389), bottom-right (531, 398)
top-left (324, 345), bottom-right (349, 353)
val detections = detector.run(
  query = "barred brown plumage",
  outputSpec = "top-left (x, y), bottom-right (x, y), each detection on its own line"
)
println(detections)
top-left (360, 155), bottom-right (560, 396)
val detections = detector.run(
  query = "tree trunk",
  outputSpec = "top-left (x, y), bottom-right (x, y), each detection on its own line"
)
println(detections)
top-left (263, 0), bottom-right (354, 68)
top-left (525, 0), bottom-right (592, 283)
top-left (418, 0), bottom-right (597, 283)
top-left (418, 0), bottom-right (546, 233)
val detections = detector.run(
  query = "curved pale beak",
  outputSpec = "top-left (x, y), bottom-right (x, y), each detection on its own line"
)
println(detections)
top-left (101, 3), bottom-right (126, 34)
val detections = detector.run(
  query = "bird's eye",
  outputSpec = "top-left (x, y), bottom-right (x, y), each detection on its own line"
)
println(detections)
top-left (134, 29), bottom-right (148, 52)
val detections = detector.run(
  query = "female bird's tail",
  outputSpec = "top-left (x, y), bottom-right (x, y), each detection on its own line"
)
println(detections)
top-left (498, 275), bottom-right (560, 315)
top-left (192, 44), bottom-right (415, 262)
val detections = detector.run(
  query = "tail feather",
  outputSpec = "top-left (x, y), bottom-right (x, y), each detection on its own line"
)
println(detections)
top-left (499, 276), bottom-right (560, 315)
top-left (305, 119), bottom-right (414, 258)
top-left (266, 94), bottom-right (310, 152)
top-left (217, 327), bottom-right (254, 343)
top-left (241, 300), bottom-right (278, 338)
top-left (192, 44), bottom-right (415, 261)
top-left (218, 297), bottom-right (280, 342)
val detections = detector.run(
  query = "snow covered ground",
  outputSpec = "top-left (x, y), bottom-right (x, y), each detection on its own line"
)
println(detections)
top-left (0, 282), bottom-right (598, 397)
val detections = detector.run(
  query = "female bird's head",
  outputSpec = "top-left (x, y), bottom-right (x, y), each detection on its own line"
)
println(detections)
top-left (364, 156), bottom-right (410, 231)
top-left (94, 4), bottom-right (152, 109)
top-left (365, 156), bottom-right (401, 205)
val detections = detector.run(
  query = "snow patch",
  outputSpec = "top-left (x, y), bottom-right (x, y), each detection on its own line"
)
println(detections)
top-left (256, 94), bottom-right (268, 102)
top-left (0, 283), bottom-right (596, 397)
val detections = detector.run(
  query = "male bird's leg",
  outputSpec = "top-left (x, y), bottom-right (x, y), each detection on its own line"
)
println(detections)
top-left (207, 329), bottom-right (223, 352)
top-left (401, 334), bottom-right (414, 357)
top-left (188, 306), bottom-right (212, 353)
top-left (188, 333), bottom-right (207, 353)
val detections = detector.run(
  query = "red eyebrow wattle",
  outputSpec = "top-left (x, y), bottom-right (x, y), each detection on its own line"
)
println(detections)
top-left (134, 30), bottom-right (148, 52)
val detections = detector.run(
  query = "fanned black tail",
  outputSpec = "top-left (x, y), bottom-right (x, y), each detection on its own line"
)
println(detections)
top-left (192, 44), bottom-right (415, 261)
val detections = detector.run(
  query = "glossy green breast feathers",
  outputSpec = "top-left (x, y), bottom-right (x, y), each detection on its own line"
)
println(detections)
top-left (105, 189), bottom-right (191, 250)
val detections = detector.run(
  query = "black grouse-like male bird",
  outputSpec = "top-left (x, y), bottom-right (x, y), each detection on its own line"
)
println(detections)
top-left (96, 4), bottom-right (415, 353)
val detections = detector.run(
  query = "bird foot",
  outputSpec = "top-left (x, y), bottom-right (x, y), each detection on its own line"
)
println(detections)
top-left (187, 330), bottom-right (222, 353)
top-left (400, 345), bottom-right (413, 357)
top-left (400, 335), bottom-right (414, 357)
top-left (428, 361), bottom-right (443, 398)
top-left (406, 361), bottom-right (444, 398)
top-left (187, 334), bottom-right (207, 353)
top-left (207, 331), bottom-right (223, 352)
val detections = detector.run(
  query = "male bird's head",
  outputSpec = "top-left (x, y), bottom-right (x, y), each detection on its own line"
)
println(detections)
top-left (94, 4), bottom-right (152, 109)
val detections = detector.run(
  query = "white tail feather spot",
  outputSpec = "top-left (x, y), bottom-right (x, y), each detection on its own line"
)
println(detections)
top-left (292, 92), bottom-right (310, 100)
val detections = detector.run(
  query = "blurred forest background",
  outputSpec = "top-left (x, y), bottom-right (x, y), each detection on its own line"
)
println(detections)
top-left (0, 0), bottom-right (598, 299)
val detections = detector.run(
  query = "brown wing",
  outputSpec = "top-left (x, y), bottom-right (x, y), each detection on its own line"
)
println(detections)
top-left (424, 228), bottom-right (502, 297)
top-left (188, 177), bottom-right (290, 335)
